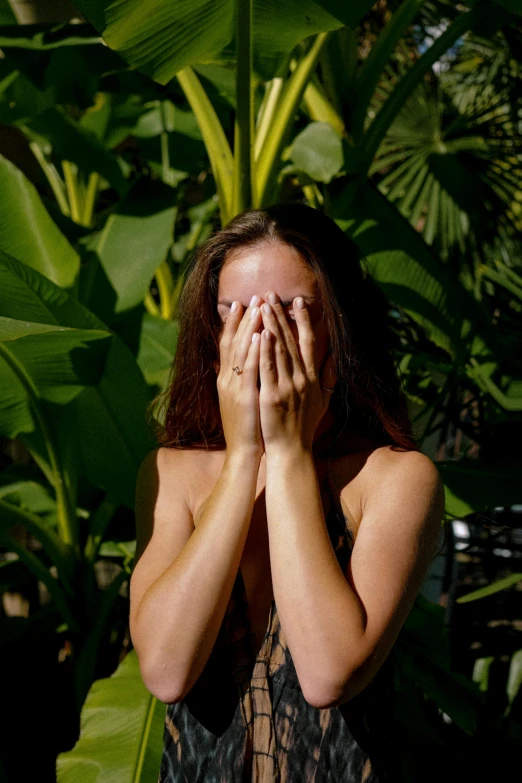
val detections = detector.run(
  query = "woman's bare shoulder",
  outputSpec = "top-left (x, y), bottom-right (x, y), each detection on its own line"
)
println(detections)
top-left (152, 446), bottom-right (226, 512)
top-left (329, 441), bottom-right (431, 537)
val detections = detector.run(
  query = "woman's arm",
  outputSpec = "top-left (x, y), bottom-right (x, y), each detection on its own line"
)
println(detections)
top-left (265, 445), bottom-right (444, 708)
top-left (130, 447), bottom-right (261, 704)
top-left (258, 292), bottom-right (444, 708)
top-left (130, 296), bottom-right (264, 703)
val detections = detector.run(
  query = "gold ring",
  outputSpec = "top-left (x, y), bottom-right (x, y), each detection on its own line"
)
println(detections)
top-left (233, 366), bottom-right (242, 375)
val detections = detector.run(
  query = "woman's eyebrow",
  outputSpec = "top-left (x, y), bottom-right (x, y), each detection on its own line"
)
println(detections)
top-left (217, 295), bottom-right (317, 306)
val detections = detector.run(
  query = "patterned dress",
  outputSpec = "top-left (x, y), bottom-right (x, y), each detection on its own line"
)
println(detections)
top-left (159, 468), bottom-right (399, 782)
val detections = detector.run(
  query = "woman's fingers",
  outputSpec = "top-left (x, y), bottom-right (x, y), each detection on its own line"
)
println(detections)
top-left (293, 296), bottom-right (316, 379)
top-left (231, 303), bottom-right (262, 375)
top-left (260, 302), bottom-right (292, 383)
top-left (242, 330), bottom-right (261, 379)
top-left (259, 328), bottom-right (277, 391)
top-left (263, 292), bottom-right (302, 375)
top-left (218, 300), bottom-right (243, 369)
top-left (219, 295), bottom-right (261, 374)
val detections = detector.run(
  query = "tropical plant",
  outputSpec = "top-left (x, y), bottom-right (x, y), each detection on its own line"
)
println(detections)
top-left (0, 0), bottom-right (521, 780)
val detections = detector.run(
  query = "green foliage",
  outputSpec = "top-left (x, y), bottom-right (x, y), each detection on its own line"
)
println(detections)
top-left (290, 121), bottom-right (343, 183)
top-left (0, 0), bottom-right (521, 779)
top-left (57, 650), bottom-right (166, 783)
top-left (73, 0), bottom-right (343, 83)
top-left (0, 154), bottom-right (79, 286)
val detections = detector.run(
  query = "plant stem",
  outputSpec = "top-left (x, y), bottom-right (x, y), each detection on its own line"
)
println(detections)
top-left (233, 0), bottom-right (254, 215)
top-left (255, 32), bottom-right (330, 208)
top-left (155, 260), bottom-right (175, 319)
top-left (62, 161), bottom-right (84, 224)
top-left (302, 77), bottom-right (345, 135)
top-left (144, 292), bottom-right (160, 316)
top-left (82, 172), bottom-right (99, 227)
top-left (177, 67), bottom-right (234, 224)
top-left (160, 99), bottom-right (174, 185)
top-left (255, 77), bottom-right (285, 161)
top-left (29, 141), bottom-right (70, 216)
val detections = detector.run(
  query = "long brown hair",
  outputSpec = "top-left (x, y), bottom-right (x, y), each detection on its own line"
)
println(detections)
top-left (149, 203), bottom-right (418, 454)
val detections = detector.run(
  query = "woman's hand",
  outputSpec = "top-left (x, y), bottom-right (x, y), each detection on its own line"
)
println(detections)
top-left (259, 291), bottom-right (337, 454)
top-left (217, 296), bottom-right (263, 459)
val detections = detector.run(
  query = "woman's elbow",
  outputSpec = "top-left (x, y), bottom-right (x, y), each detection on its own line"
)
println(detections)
top-left (136, 651), bottom-right (186, 705)
top-left (300, 667), bottom-right (369, 709)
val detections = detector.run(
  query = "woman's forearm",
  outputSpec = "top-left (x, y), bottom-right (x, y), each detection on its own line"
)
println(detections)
top-left (134, 449), bottom-right (260, 703)
top-left (265, 446), bottom-right (366, 707)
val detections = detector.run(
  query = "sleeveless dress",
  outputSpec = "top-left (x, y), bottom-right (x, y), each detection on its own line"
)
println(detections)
top-left (159, 466), bottom-right (399, 782)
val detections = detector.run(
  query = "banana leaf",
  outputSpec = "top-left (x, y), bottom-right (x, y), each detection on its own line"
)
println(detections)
top-left (0, 154), bottom-right (79, 288)
top-left (74, 0), bottom-right (344, 84)
top-left (57, 650), bottom-right (166, 783)
top-left (0, 249), bottom-right (156, 508)
top-left (88, 180), bottom-right (177, 313)
top-left (437, 459), bottom-right (522, 518)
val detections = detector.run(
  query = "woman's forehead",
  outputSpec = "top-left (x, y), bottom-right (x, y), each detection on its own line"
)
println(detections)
top-left (218, 242), bottom-right (317, 302)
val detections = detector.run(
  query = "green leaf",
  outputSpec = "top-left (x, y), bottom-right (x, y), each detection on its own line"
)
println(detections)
top-left (0, 154), bottom-right (79, 288)
top-left (467, 360), bottom-right (522, 412)
top-left (312, 0), bottom-right (375, 29)
top-left (472, 656), bottom-right (494, 692)
top-left (90, 181), bottom-right (177, 313)
top-left (0, 0), bottom-right (17, 24)
top-left (99, 540), bottom-right (136, 558)
top-left (0, 478), bottom-right (56, 516)
top-left (290, 121), bottom-right (343, 183)
top-left (0, 316), bottom-right (111, 406)
top-left (0, 315), bottom-right (111, 441)
top-left (437, 459), bottom-right (522, 518)
top-left (456, 574), bottom-right (522, 604)
top-left (505, 649), bottom-right (522, 715)
top-left (0, 250), bottom-right (156, 508)
top-left (0, 22), bottom-right (102, 49)
top-left (136, 314), bottom-right (179, 388)
top-left (57, 650), bottom-right (165, 783)
top-left (74, 0), bottom-right (343, 84)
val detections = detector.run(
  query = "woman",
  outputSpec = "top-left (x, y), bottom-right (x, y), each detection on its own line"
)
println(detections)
top-left (130, 203), bottom-right (445, 782)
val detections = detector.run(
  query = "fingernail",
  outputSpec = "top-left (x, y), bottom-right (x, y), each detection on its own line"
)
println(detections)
top-left (250, 295), bottom-right (259, 307)
top-left (252, 332), bottom-right (260, 343)
top-left (296, 297), bottom-right (305, 309)
top-left (251, 306), bottom-right (259, 319)
top-left (267, 292), bottom-right (278, 305)
top-left (262, 303), bottom-right (271, 315)
top-left (231, 301), bottom-right (238, 313)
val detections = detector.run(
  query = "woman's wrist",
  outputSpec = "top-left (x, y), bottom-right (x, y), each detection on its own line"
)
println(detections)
top-left (224, 445), bottom-right (263, 472)
top-left (265, 442), bottom-right (313, 468)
